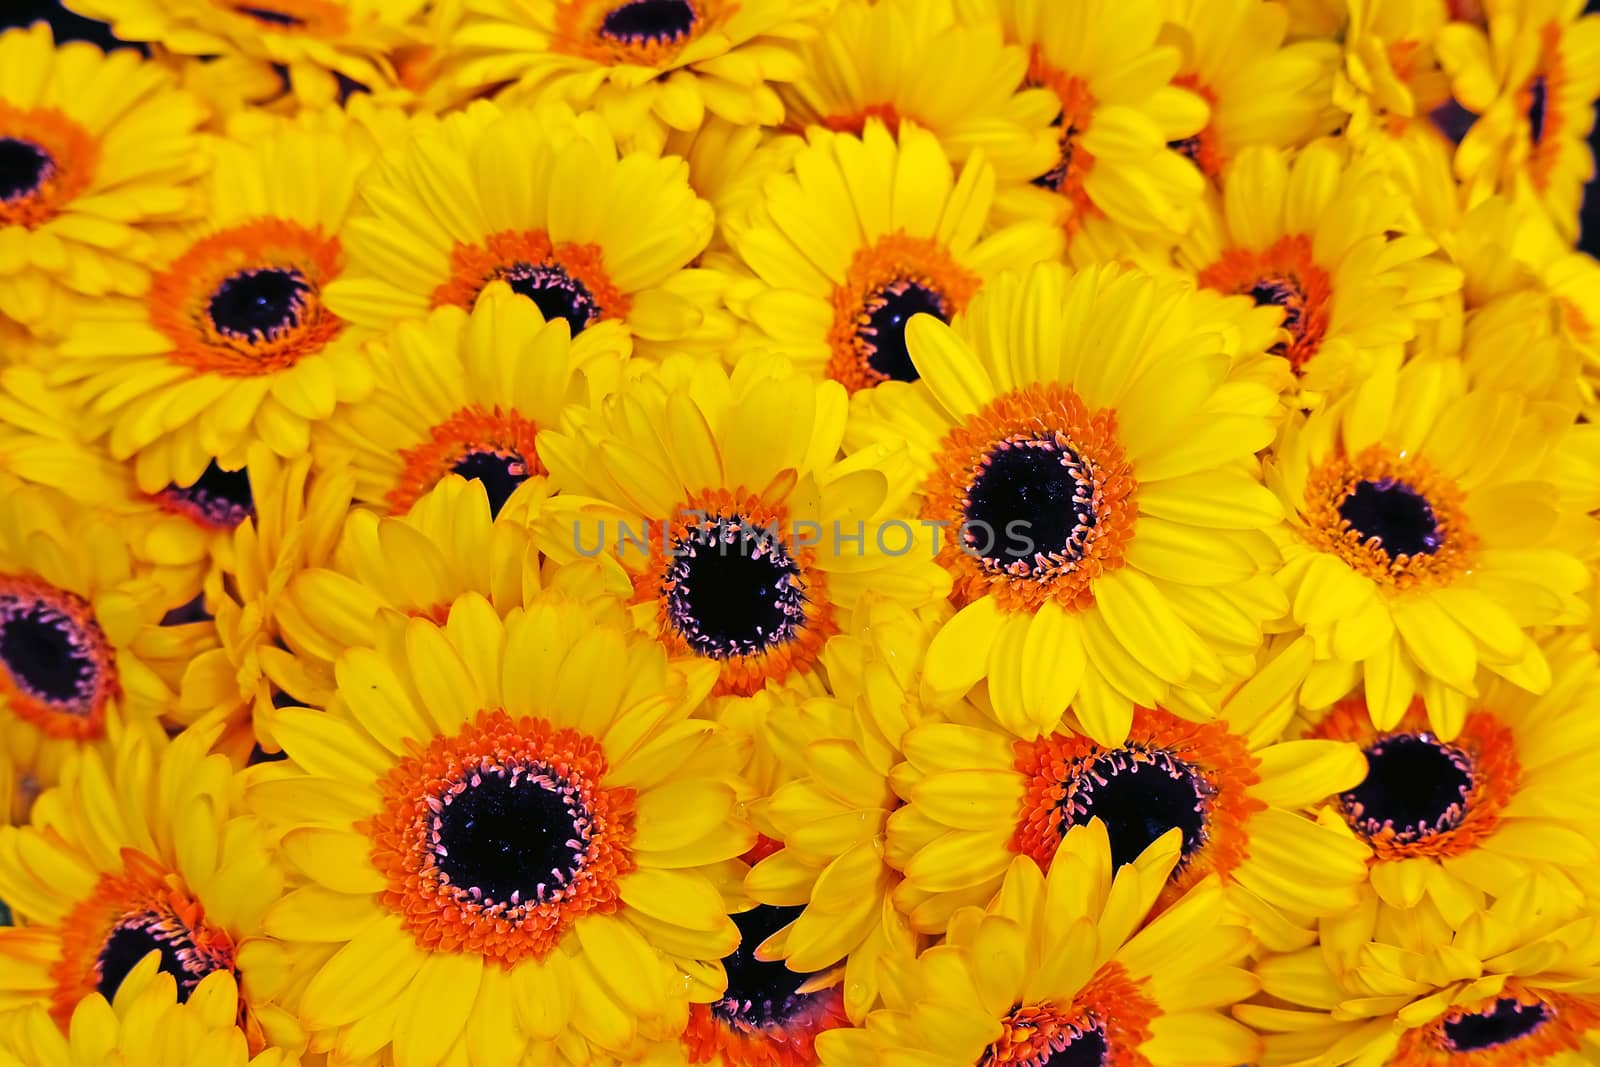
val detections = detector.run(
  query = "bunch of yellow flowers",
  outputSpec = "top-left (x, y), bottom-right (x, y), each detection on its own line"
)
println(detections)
top-left (1, 0), bottom-right (1599, 1064)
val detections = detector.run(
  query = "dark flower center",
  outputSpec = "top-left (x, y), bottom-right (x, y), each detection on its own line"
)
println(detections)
top-left (857, 279), bottom-right (946, 383)
top-left (714, 905), bottom-right (817, 1028)
top-left (233, 4), bottom-right (307, 26)
top-left (0, 138), bottom-right (51, 202)
top-left (1527, 75), bottom-right (1549, 145)
top-left (502, 262), bottom-right (599, 337)
top-left (1443, 998), bottom-right (1551, 1051)
top-left (208, 267), bottom-right (313, 342)
top-left (96, 910), bottom-right (226, 1004)
top-left (1250, 276), bottom-right (1305, 333)
top-left (963, 436), bottom-right (1097, 574)
top-left (599, 0), bottom-right (698, 44)
top-left (1167, 136), bottom-right (1204, 166)
top-left (1341, 732), bottom-right (1473, 844)
top-left (0, 593), bottom-right (104, 713)
top-left (1059, 747), bottom-right (1214, 871)
top-left (0, 898), bottom-right (10, 927)
top-left (432, 762), bottom-right (591, 909)
top-left (1032, 113), bottom-right (1078, 192)
top-left (1338, 479), bottom-right (1441, 559)
top-left (452, 448), bottom-right (530, 519)
top-left (664, 516), bottom-right (807, 660)
top-left (1038, 1024), bottom-right (1109, 1067)
top-left (161, 459), bottom-right (254, 530)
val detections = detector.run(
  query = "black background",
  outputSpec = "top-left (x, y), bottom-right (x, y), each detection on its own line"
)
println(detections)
top-left (3, 0), bottom-right (1599, 257)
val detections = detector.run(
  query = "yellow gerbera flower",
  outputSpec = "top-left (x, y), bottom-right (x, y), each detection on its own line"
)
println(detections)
top-left (0, 365), bottom-right (227, 604)
top-left (742, 598), bottom-right (945, 1024)
top-left (661, 118), bottom-right (805, 253)
top-left (818, 823), bottom-right (1263, 1067)
top-left (775, 0), bottom-right (1056, 183)
top-left (727, 119), bottom-right (1062, 393)
top-left (538, 352), bottom-right (951, 700)
top-left (1242, 885), bottom-right (1600, 1066)
top-left (442, 0), bottom-right (830, 151)
top-left (1178, 139), bottom-right (1462, 393)
top-left (0, 723), bottom-right (286, 1050)
top-left (649, 881), bottom-right (856, 1067)
top-left (1299, 631), bottom-right (1600, 924)
top-left (1438, 0), bottom-right (1600, 241)
top-left (173, 451), bottom-right (352, 759)
top-left (248, 593), bottom-right (752, 1066)
top-left (0, 961), bottom-right (298, 1067)
top-left (846, 261), bottom-right (1287, 746)
top-left (0, 478), bottom-right (212, 822)
top-left (322, 99), bottom-right (723, 361)
top-left (1267, 352), bottom-right (1590, 741)
top-left (1160, 0), bottom-right (1339, 180)
top-left (314, 281), bottom-right (621, 521)
top-left (962, 0), bottom-right (1208, 241)
top-left (1331, 0), bottom-right (1457, 146)
top-left (272, 473), bottom-right (592, 710)
top-left (61, 0), bottom-right (429, 105)
top-left (1377, 131), bottom-right (1600, 409)
top-left (0, 23), bottom-right (207, 339)
top-left (51, 115), bottom-right (380, 494)
top-left (888, 633), bottom-right (1370, 940)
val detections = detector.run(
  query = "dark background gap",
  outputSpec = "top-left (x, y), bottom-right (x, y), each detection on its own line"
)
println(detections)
top-left (3, 0), bottom-right (1599, 255)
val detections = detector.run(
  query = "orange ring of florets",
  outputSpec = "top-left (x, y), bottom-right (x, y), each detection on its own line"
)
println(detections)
top-left (1026, 53), bottom-right (1099, 234)
top-left (0, 103), bottom-right (98, 229)
top-left (387, 405), bottom-right (546, 515)
top-left (819, 103), bottom-right (904, 137)
top-left (683, 984), bottom-right (849, 1067)
top-left (551, 0), bottom-right (707, 67)
top-left (1170, 76), bottom-right (1223, 177)
top-left (431, 229), bottom-right (632, 326)
top-left (1309, 697), bottom-right (1519, 862)
top-left (0, 574), bottom-right (118, 741)
top-left (825, 232), bottom-right (982, 395)
top-left (1523, 22), bottom-right (1566, 193)
top-left (1010, 707), bottom-right (1264, 909)
top-left (223, 0), bottom-right (350, 35)
top-left (363, 708), bottom-right (637, 967)
top-left (922, 383), bottom-right (1136, 615)
top-left (1298, 444), bottom-right (1477, 591)
top-left (629, 489), bottom-right (839, 698)
top-left (150, 218), bottom-right (346, 377)
top-left (1196, 233), bottom-right (1332, 372)
top-left (982, 963), bottom-right (1157, 1067)
top-left (51, 849), bottom-right (242, 1030)
top-left (1396, 981), bottom-right (1600, 1066)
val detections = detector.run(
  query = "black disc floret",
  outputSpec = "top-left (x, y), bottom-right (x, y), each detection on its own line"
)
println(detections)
top-left (855, 279), bottom-right (947, 383)
top-left (599, 0), bottom-right (698, 45)
top-left (451, 448), bottom-right (531, 519)
top-left (208, 267), bottom-right (313, 343)
top-left (1442, 998), bottom-right (1551, 1052)
top-left (663, 516), bottom-right (807, 660)
top-left (1341, 732), bottom-right (1474, 845)
top-left (1058, 746), bottom-right (1214, 872)
top-left (431, 761), bottom-right (593, 912)
top-left (963, 435), bottom-right (1098, 577)
top-left (0, 138), bottom-right (52, 202)
top-left (1338, 478), bottom-right (1442, 560)
top-left (712, 905), bottom-right (820, 1029)
top-left (0, 593), bottom-right (104, 714)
